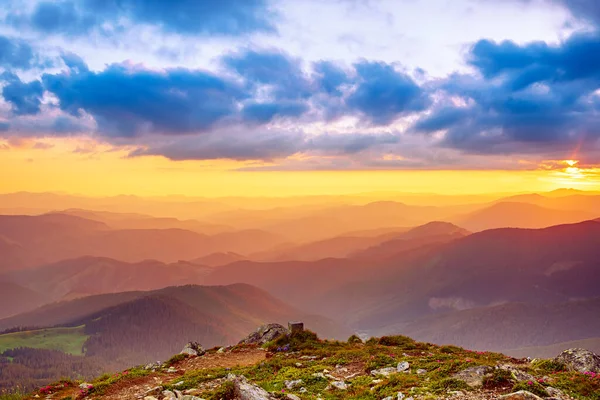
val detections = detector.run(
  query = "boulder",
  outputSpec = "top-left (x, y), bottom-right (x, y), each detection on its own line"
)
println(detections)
top-left (239, 324), bottom-right (289, 345)
top-left (545, 386), bottom-right (570, 400)
top-left (397, 361), bottom-right (410, 372)
top-left (228, 374), bottom-right (276, 400)
top-left (452, 365), bottom-right (493, 387)
top-left (499, 391), bottom-right (544, 400)
top-left (284, 379), bottom-right (303, 389)
top-left (554, 348), bottom-right (600, 373)
top-left (329, 381), bottom-right (348, 390)
top-left (180, 342), bottom-right (205, 356)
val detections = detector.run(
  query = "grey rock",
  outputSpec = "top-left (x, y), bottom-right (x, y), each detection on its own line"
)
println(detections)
top-left (416, 369), bottom-right (427, 375)
top-left (239, 324), bottom-right (289, 345)
top-left (498, 390), bottom-right (544, 400)
top-left (545, 386), bottom-right (570, 400)
top-left (397, 361), bottom-right (410, 372)
top-left (144, 397), bottom-right (158, 400)
top-left (145, 361), bottom-right (162, 370)
top-left (555, 348), bottom-right (600, 373)
top-left (181, 397), bottom-right (205, 400)
top-left (286, 395), bottom-right (301, 400)
top-left (79, 383), bottom-right (93, 390)
top-left (382, 397), bottom-right (394, 400)
top-left (162, 390), bottom-right (177, 400)
top-left (329, 381), bottom-right (348, 390)
top-left (452, 365), bottom-right (493, 387)
top-left (371, 367), bottom-right (398, 376)
top-left (217, 347), bottom-right (225, 354)
top-left (299, 387), bottom-right (307, 393)
top-left (180, 342), bottom-right (205, 356)
top-left (284, 379), bottom-right (303, 389)
top-left (227, 374), bottom-right (276, 400)
top-left (143, 386), bottom-right (163, 396)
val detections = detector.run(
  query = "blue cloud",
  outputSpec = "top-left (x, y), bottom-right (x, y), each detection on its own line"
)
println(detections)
top-left (413, 107), bottom-right (471, 134)
top-left (411, 34), bottom-right (600, 154)
top-left (313, 61), bottom-right (350, 95)
top-left (1, 72), bottom-right (44, 115)
top-left (7, 0), bottom-right (275, 37)
top-left (469, 33), bottom-right (600, 87)
top-left (42, 57), bottom-right (248, 137)
top-left (346, 61), bottom-right (430, 125)
top-left (241, 101), bottom-right (309, 124)
top-left (222, 49), bottom-right (312, 100)
top-left (29, 1), bottom-right (96, 35)
top-left (0, 35), bottom-right (37, 69)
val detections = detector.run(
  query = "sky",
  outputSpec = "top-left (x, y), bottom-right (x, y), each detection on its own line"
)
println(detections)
top-left (1, 0), bottom-right (600, 196)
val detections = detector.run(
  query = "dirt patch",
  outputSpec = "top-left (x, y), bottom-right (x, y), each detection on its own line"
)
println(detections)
top-left (181, 348), bottom-right (267, 371)
top-left (99, 349), bottom-right (266, 400)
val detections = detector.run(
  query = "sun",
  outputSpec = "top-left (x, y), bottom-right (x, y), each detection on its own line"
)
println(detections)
top-left (564, 160), bottom-right (578, 167)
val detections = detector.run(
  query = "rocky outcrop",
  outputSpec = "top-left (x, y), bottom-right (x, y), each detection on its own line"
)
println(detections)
top-left (239, 323), bottom-right (289, 345)
top-left (452, 365), bottom-right (493, 387)
top-left (228, 374), bottom-right (275, 400)
top-left (554, 348), bottom-right (600, 373)
top-left (180, 342), bottom-right (205, 356)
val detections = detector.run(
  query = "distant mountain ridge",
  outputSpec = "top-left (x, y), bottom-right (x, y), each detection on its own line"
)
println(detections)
top-left (0, 284), bottom-right (350, 367)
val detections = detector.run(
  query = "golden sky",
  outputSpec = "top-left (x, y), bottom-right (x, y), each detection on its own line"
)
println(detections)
top-left (2, 138), bottom-right (599, 197)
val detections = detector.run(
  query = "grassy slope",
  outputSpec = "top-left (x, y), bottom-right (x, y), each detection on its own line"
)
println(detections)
top-left (0, 326), bottom-right (88, 355)
top-left (20, 333), bottom-right (600, 400)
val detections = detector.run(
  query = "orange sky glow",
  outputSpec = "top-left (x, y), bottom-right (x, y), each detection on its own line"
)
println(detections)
top-left (2, 138), bottom-right (599, 197)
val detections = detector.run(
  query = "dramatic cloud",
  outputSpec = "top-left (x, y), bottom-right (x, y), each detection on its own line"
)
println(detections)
top-left (1, 72), bottom-right (44, 115)
top-left (411, 32), bottom-right (600, 158)
top-left (347, 61), bottom-right (430, 125)
top-left (40, 57), bottom-right (248, 137)
top-left (0, 35), bottom-right (39, 70)
top-left (6, 0), bottom-right (276, 37)
top-left (222, 49), bottom-right (312, 100)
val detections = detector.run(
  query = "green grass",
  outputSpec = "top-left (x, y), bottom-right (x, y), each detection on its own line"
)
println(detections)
top-left (0, 393), bottom-right (27, 400)
top-left (0, 326), bottom-right (88, 355)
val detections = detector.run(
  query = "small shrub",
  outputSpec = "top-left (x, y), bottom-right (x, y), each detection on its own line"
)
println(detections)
top-left (365, 337), bottom-right (379, 346)
top-left (440, 345), bottom-right (463, 354)
top-left (483, 369), bottom-right (512, 388)
top-left (208, 381), bottom-right (236, 400)
top-left (267, 330), bottom-right (320, 351)
top-left (347, 334), bottom-right (363, 344)
top-left (378, 335), bottom-right (416, 349)
top-left (531, 359), bottom-right (565, 374)
top-left (512, 381), bottom-right (548, 397)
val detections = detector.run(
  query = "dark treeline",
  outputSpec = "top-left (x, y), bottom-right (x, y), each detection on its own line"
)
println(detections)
top-left (0, 296), bottom-right (233, 392)
top-left (0, 348), bottom-right (107, 392)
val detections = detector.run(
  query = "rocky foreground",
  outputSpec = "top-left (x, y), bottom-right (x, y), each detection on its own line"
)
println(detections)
top-left (24, 324), bottom-right (600, 400)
